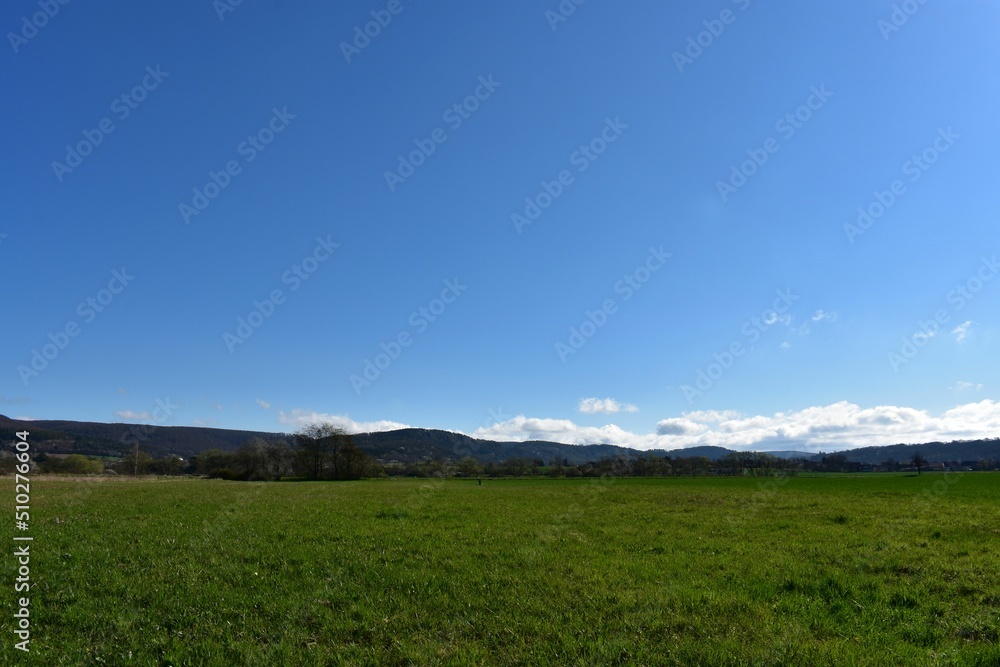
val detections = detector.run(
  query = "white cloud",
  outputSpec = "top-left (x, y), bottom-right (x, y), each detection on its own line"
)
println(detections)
top-left (277, 409), bottom-right (410, 434)
top-left (952, 381), bottom-right (983, 392)
top-left (473, 415), bottom-right (645, 447)
top-left (470, 400), bottom-right (1000, 453)
top-left (656, 418), bottom-right (708, 436)
top-left (763, 312), bottom-right (792, 326)
top-left (115, 410), bottom-right (153, 422)
top-left (952, 320), bottom-right (973, 343)
top-left (256, 398), bottom-right (271, 410)
top-left (578, 397), bottom-right (638, 414)
top-left (913, 330), bottom-right (936, 343)
top-left (812, 309), bottom-right (838, 322)
top-left (780, 341), bottom-right (791, 349)
top-left (273, 399), bottom-right (1000, 454)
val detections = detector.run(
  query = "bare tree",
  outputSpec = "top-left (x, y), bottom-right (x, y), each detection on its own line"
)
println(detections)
top-left (263, 439), bottom-right (291, 480)
top-left (236, 437), bottom-right (269, 480)
top-left (912, 451), bottom-right (927, 476)
top-left (294, 423), bottom-right (350, 479)
top-left (338, 440), bottom-right (378, 480)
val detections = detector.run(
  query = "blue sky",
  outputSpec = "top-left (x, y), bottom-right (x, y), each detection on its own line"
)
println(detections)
top-left (4, 0), bottom-right (1000, 451)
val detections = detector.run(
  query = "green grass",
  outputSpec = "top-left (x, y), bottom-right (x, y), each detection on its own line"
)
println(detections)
top-left (2, 474), bottom-right (999, 665)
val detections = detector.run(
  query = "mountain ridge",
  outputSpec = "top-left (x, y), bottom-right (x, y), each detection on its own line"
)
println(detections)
top-left (1, 415), bottom-right (997, 465)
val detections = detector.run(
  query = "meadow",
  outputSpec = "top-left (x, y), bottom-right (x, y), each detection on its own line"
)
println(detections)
top-left (2, 473), bottom-right (999, 666)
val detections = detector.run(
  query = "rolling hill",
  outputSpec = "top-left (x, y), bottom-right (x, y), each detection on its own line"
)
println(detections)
top-left (2, 415), bottom-right (998, 466)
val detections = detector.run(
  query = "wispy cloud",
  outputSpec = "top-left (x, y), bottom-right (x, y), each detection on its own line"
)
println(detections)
top-left (578, 397), bottom-right (638, 414)
top-left (952, 320), bottom-right (973, 343)
top-left (796, 309), bottom-right (837, 337)
top-left (256, 398), bottom-right (271, 410)
top-left (115, 410), bottom-right (153, 422)
top-left (952, 381), bottom-right (983, 392)
top-left (763, 312), bottom-right (792, 326)
top-left (0, 395), bottom-right (30, 405)
top-left (812, 309), bottom-right (838, 322)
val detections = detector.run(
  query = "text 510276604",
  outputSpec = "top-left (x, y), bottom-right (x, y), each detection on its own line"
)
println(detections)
top-left (13, 430), bottom-right (32, 653)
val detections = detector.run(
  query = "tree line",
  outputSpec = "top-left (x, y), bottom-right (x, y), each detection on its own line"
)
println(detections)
top-left (7, 425), bottom-right (998, 479)
top-left (1, 424), bottom-right (382, 481)
top-left (382, 451), bottom-right (998, 478)
top-left (385, 452), bottom-right (798, 479)
top-left (189, 424), bottom-right (383, 480)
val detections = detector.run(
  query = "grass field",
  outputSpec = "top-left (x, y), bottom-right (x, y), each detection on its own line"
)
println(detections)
top-left (2, 473), bottom-right (999, 666)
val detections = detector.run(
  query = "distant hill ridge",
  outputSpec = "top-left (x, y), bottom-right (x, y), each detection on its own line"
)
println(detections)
top-left (1, 415), bottom-right (997, 465)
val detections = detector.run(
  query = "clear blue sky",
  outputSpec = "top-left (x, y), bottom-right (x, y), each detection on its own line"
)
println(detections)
top-left (4, 1), bottom-right (999, 451)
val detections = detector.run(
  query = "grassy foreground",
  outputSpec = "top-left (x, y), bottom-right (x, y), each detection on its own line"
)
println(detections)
top-left (2, 474), bottom-right (999, 666)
